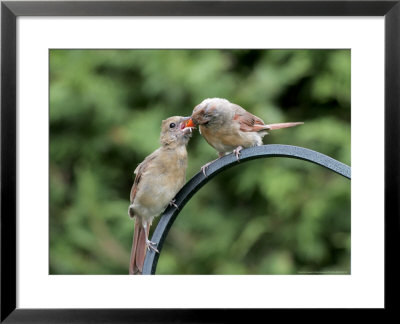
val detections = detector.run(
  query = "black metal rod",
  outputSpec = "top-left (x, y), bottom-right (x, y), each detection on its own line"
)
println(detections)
top-left (142, 144), bottom-right (351, 274)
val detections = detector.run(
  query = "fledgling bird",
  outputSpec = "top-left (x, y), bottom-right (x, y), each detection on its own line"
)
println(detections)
top-left (186, 98), bottom-right (303, 175)
top-left (128, 116), bottom-right (194, 275)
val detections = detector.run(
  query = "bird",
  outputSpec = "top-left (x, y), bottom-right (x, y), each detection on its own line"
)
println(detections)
top-left (186, 98), bottom-right (303, 175)
top-left (128, 116), bottom-right (194, 275)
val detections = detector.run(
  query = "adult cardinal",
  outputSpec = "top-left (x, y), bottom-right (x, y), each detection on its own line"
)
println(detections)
top-left (128, 116), bottom-right (194, 275)
top-left (186, 98), bottom-right (303, 175)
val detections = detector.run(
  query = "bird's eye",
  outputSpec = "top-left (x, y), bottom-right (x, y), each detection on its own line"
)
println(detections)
top-left (169, 123), bottom-right (176, 128)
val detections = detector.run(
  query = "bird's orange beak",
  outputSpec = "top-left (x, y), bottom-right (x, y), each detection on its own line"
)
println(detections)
top-left (185, 118), bottom-right (195, 128)
top-left (180, 117), bottom-right (196, 135)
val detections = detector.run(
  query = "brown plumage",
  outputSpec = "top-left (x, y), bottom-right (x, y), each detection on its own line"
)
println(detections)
top-left (187, 98), bottom-right (303, 174)
top-left (128, 116), bottom-right (194, 274)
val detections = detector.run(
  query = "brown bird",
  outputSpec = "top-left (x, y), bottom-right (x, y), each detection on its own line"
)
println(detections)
top-left (128, 116), bottom-right (194, 275)
top-left (186, 98), bottom-right (303, 175)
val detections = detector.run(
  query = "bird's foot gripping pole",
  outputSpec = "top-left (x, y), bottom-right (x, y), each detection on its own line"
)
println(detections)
top-left (233, 146), bottom-right (243, 162)
top-left (169, 199), bottom-right (179, 210)
top-left (201, 158), bottom-right (219, 177)
top-left (146, 239), bottom-right (159, 253)
top-left (143, 222), bottom-right (159, 253)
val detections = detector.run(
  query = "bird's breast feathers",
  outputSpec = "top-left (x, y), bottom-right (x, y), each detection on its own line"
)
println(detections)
top-left (200, 123), bottom-right (263, 153)
top-left (130, 148), bottom-right (187, 218)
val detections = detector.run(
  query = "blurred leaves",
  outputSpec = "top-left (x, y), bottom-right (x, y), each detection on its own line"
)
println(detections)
top-left (50, 49), bottom-right (350, 274)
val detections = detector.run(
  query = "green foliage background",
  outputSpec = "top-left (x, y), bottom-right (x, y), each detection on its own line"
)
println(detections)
top-left (50, 49), bottom-right (350, 274)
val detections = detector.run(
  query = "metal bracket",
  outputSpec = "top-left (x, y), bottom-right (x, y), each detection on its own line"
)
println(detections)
top-left (142, 144), bottom-right (351, 275)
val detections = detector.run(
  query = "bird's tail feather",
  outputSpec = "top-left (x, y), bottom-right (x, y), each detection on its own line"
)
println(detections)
top-left (266, 122), bottom-right (304, 130)
top-left (129, 217), bottom-right (149, 275)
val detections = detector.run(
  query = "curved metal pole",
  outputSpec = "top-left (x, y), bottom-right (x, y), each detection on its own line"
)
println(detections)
top-left (142, 144), bottom-right (351, 275)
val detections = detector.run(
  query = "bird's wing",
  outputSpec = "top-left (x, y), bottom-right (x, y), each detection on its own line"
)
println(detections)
top-left (232, 104), bottom-right (267, 132)
top-left (130, 150), bottom-right (159, 203)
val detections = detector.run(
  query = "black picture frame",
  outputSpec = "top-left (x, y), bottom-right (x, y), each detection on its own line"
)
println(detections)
top-left (1, 0), bottom-right (399, 321)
